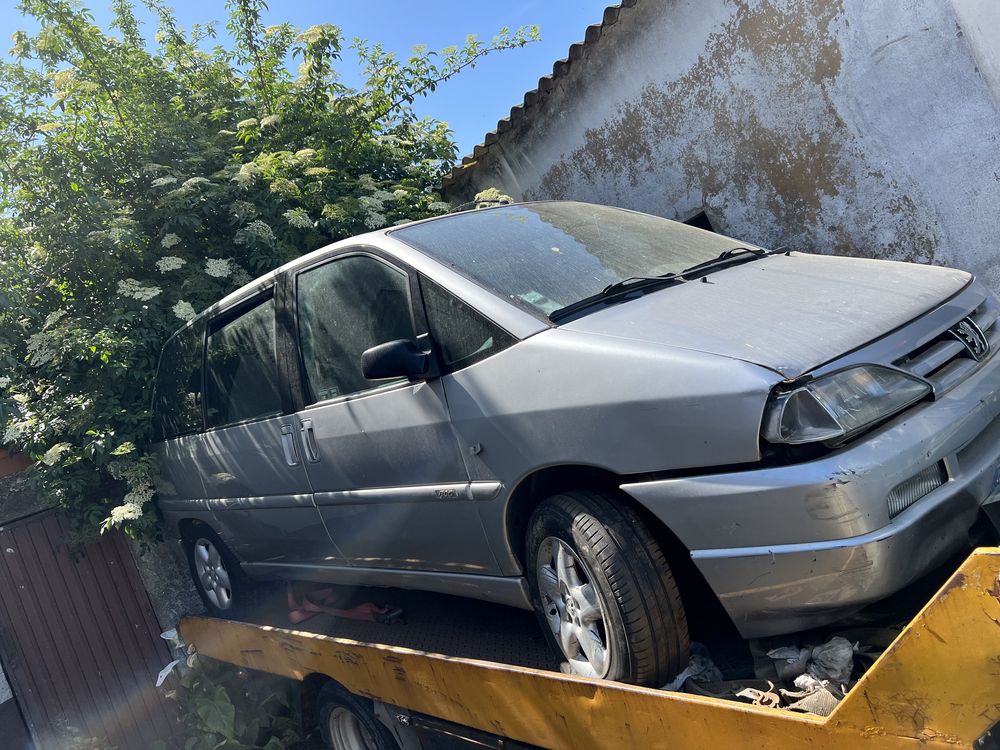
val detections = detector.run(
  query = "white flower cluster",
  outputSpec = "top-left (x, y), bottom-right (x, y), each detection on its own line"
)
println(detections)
top-left (172, 300), bottom-right (196, 321)
top-left (205, 258), bottom-right (232, 278)
top-left (161, 233), bottom-right (180, 248)
top-left (231, 200), bottom-right (257, 222)
top-left (357, 193), bottom-right (389, 229)
top-left (233, 162), bottom-right (261, 188)
top-left (260, 114), bottom-right (280, 128)
top-left (150, 176), bottom-right (177, 187)
top-left (0, 376), bottom-right (11, 388)
top-left (182, 176), bottom-right (211, 189)
top-left (118, 278), bottom-right (162, 301)
top-left (231, 268), bottom-right (253, 286)
top-left (109, 222), bottom-right (137, 245)
top-left (358, 174), bottom-right (376, 191)
top-left (234, 219), bottom-right (275, 247)
top-left (156, 256), bottom-right (186, 273)
top-left (108, 504), bottom-right (142, 524)
top-left (26, 331), bottom-right (57, 365)
top-left (371, 189), bottom-right (396, 203)
top-left (284, 208), bottom-right (313, 230)
top-left (392, 189), bottom-right (409, 200)
top-left (2, 419), bottom-right (27, 444)
top-left (237, 118), bottom-right (259, 129)
top-left (44, 310), bottom-right (66, 329)
top-left (107, 459), bottom-right (156, 525)
top-left (428, 201), bottom-right (451, 213)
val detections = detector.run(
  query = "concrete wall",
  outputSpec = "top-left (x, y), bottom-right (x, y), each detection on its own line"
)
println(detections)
top-left (446, 0), bottom-right (1000, 288)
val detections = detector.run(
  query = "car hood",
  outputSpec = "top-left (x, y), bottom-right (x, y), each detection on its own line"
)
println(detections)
top-left (561, 252), bottom-right (971, 378)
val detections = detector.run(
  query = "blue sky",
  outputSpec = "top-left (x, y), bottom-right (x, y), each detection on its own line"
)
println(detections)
top-left (0, 0), bottom-right (611, 157)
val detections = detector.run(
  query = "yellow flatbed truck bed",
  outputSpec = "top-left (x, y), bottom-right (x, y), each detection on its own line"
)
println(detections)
top-left (180, 547), bottom-right (1000, 749)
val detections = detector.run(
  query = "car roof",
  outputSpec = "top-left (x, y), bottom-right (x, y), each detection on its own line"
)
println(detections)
top-left (170, 201), bottom-right (567, 342)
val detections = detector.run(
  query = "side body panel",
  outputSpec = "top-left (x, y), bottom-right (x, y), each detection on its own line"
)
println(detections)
top-left (297, 359), bottom-right (498, 575)
top-left (284, 248), bottom-right (499, 576)
top-left (196, 415), bottom-right (340, 565)
top-left (154, 435), bottom-right (216, 539)
top-left (441, 328), bottom-right (779, 575)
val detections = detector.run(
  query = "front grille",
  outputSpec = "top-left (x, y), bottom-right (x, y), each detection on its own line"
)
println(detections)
top-left (887, 462), bottom-right (947, 518)
top-left (895, 296), bottom-right (1000, 394)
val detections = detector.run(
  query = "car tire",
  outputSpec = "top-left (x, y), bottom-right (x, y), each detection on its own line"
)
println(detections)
top-left (182, 525), bottom-right (260, 620)
top-left (317, 681), bottom-right (400, 750)
top-left (526, 489), bottom-right (689, 686)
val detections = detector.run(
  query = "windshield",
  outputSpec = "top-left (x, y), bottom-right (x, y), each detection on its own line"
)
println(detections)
top-left (391, 202), bottom-right (757, 318)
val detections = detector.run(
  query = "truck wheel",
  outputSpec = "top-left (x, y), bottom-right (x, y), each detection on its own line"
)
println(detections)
top-left (318, 682), bottom-right (399, 750)
top-left (526, 490), bottom-right (689, 686)
top-left (182, 526), bottom-right (258, 619)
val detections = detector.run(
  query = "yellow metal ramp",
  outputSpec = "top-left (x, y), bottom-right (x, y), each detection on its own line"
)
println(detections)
top-left (181, 547), bottom-right (1000, 749)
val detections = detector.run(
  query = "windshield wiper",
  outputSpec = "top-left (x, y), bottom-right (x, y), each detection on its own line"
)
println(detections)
top-left (549, 274), bottom-right (683, 322)
top-left (548, 247), bottom-right (773, 323)
top-left (676, 246), bottom-right (769, 277)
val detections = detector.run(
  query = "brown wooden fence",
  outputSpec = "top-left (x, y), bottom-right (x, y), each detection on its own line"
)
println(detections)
top-left (0, 509), bottom-right (176, 749)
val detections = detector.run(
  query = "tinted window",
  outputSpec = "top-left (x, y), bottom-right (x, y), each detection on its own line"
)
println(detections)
top-left (297, 255), bottom-right (416, 404)
top-left (392, 202), bottom-right (752, 318)
top-left (421, 277), bottom-right (516, 370)
top-left (205, 297), bottom-right (281, 428)
top-left (152, 318), bottom-right (205, 440)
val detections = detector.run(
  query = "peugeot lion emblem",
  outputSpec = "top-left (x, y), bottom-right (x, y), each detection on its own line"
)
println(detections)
top-left (949, 316), bottom-right (990, 361)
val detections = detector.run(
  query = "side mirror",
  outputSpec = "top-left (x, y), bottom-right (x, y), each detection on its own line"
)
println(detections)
top-left (361, 339), bottom-right (430, 381)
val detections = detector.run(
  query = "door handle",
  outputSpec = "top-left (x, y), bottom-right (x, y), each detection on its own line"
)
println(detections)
top-left (280, 424), bottom-right (300, 466)
top-left (300, 418), bottom-right (320, 463)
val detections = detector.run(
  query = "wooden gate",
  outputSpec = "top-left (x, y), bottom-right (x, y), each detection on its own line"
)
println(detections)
top-left (0, 509), bottom-right (176, 749)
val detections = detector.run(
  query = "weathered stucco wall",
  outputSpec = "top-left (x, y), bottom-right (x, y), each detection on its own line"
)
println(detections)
top-left (447, 0), bottom-right (1000, 288)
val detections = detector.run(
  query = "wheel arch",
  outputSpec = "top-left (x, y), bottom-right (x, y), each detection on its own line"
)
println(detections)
top-left (504, 464), bottom-right (735, 637)
top-left (176, 517), bottom-right (209, 541)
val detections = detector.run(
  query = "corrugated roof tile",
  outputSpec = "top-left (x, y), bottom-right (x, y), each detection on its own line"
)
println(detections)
top-left (442, 0), bottom-right (640, 188)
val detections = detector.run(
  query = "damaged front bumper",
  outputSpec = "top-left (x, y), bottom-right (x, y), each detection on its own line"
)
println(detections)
top-left (621, 348), bottom-right (1000, 638)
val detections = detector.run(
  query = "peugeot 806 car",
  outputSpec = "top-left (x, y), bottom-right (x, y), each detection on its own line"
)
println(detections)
top-left (152, 201), bottom-right (1000, 687)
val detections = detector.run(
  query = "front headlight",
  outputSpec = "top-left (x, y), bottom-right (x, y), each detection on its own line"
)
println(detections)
top-left (762, 365), bottom-right (931, 445)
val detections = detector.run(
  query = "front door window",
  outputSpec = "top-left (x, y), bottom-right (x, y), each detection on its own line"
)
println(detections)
top-left (297, 255), bottom-right (416, 404)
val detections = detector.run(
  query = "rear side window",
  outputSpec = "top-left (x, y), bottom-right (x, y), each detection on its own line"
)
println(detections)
top-left (297, 254), bottom-right (416, 404)
top-left (152, 318), bottom-right (205, 441)
top-left (421, 277), bottom-right (516, 370)
top-left (205, 296), bottom-right (282, 428)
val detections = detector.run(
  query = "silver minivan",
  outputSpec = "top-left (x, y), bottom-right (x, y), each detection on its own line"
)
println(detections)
top-left (153, 201), bottom-right (1000, 686)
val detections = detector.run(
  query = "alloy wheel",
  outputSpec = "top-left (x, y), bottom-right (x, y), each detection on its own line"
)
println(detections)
top-left (193, 538), bottom-right (233, 611)
top-left (535, 536), bottom-right (612, 677)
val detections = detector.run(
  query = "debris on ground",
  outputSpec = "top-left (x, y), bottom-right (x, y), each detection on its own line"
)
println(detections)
top-left (735, 681), bottom-right (781, 708)
top-left (779, 679), bottom-right (841, 716)
top-left (805, 636), bottom-right (856, 686)
top-left (287, 585), bottom-right (405, 625)
top-left (662, 642), bottom-right (724, 690)
top-left (662, 630), bottom-right (893, 718)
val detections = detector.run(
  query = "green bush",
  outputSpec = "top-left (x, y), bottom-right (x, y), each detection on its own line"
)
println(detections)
top-left (155, 654), bottom-right (300, 750)
top-left (0, 0), bottom-right (536, 537)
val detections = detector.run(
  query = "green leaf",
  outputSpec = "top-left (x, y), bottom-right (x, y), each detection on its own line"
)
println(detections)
top-left (110, 441), bottom-right (136, 456)
top-left (196, 686), bottom-right (236, 739)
